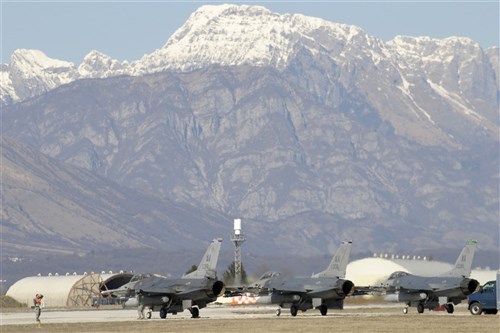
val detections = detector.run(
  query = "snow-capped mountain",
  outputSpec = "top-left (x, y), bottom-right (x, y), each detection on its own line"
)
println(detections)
top-left (1, 4), bottom-right (499, 256)
top-left (78, 50), bottom-right (129, 78)
top-left (131, 4), bottom-right (366, 72)
top-left (2, 5), bottom-right (498, 110)
top-left (0, 49), bottom-right (130, 103)
top-left (1, 49), bottom-right (77, 103)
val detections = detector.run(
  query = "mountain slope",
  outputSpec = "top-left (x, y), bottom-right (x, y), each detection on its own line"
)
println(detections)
top-left (3, 65), bottom-right (498, 253)
top-left (1, 4), bottom-right (498, 254)
top-left (2, 5), bottom-right (498, 131)
top-left (1, 137), bottom-right (230, 256)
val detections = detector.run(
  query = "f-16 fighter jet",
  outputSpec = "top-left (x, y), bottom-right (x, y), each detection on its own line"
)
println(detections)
top-left (250, 241), bottom-right (354, 317)
top-left (134, 238), bottom-right (224, 319)
top-left (382, 240), bottom-right (479, 314)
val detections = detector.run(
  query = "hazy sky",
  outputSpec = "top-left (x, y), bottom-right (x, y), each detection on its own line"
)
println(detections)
top-left (2, 1), bottom-right (499, 64)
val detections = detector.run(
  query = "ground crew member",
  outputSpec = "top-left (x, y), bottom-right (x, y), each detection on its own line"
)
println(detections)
top-left (137, 291), bottom-right (145, 319)
top-left (33, 294), bottom-right (43, 325)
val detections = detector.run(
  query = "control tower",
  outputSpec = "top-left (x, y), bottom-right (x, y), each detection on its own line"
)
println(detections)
top-left (230, 218), bottom-right (246, 285)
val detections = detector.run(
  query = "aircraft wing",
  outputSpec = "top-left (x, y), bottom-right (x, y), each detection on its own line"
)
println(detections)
top-left (271, 284), bottom-right (308, 295)
top-left (268, 279), bottom-right (343, 295)
top-left (140, 289), bottom-right (176, 296)
top-left (428, 283), bottom-right (448, 291)
top-left (306, 286), bottom-right (337, 296)
top-left (176, 288), bottom-right (205, 296)
top-left (223, 286), bottom-right (246, 297)
top-left (139, 282), bottom-right (201, 296)
top-left (429, 282), bottom-right (475, 296)
top-left (269, 284), bottom-right (350, 302)
top-left (394, 281), bottom-right (456, 295)
top-left (351, 285), bottom-right (385, 296)
top-left (136, 281), bottom-right (177, 296)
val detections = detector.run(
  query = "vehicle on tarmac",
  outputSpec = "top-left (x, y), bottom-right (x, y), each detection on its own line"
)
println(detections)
top-left (468, 273), bottom-right (499, 315)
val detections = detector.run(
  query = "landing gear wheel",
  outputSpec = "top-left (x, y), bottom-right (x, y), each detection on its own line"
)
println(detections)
top-left (276, 308), bottom-right (281, 317)
top-left (403, 307), bottom-right (408, 314)
top-left (469, 302), bottom-right (482, 315)
top-left (290, 305), bottom-right (298, 317)
top-left (445, 304), bottom-right (454, 314)
top-left (189, 307), bottom-right (200, 318)
top-left (159, 307), bottom-right (167, 319)
top-left (319, 304), bottom-right (328, 316)
top-left (417, 303), bottom-right (424, 314)
top-left (146, 309), bottom-right (152, 319)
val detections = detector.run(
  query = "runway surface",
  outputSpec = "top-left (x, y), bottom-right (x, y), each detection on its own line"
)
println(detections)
top-left (1, 305), bottom-right (277, 325)
top-left (1, 304), bottom-right (498, 333)
top-left (0, 303), bottom-right (474, 325)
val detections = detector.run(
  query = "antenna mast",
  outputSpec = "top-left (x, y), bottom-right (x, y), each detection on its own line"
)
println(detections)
top-left (231, 218), bottom-right (246, 285)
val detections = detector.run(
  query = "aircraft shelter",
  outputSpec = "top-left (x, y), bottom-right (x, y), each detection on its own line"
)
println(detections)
top-left (6, 272), bottom-right (133, 307)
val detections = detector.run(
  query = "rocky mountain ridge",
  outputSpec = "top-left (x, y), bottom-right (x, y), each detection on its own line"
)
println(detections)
top-left (2, 5), bottom-right (498, 113)
top-left (1, 4), bottom-right (498, 256)
top-left (4, 65), bottom-right (498, 253)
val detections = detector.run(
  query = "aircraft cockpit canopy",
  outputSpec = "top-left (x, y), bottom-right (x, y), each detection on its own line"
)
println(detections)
top-left (259, 271), bottom-right (282, 280)
top-left (388, 271), bottom-right (409, 280)
top-left (130, 273), bottom-right (154, 282)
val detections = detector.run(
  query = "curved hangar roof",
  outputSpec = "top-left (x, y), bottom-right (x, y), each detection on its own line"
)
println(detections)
top-left (6, 272), bottom-right (133, 307)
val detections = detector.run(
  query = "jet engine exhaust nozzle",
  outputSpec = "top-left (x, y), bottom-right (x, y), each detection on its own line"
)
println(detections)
top-left (339, 279), bottom-right (354, 296)
top-left (211, 280), bottom-right (225, 297)
top-left (461, 278), bottom-right (480, 295)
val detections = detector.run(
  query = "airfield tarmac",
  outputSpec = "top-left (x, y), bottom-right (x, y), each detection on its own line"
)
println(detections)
top-left (1, 304), bottom-right (498, 333)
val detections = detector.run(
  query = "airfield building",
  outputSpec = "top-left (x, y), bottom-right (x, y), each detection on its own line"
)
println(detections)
top-left (6, 272), bottom-right (133, 307)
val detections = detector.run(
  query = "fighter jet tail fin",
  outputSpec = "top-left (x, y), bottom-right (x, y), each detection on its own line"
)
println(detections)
top-left (312, 241), bottom-right (352, 279)
top-left (183, 238), bottom-right (223, 280)
top-left (442, 240), bottom-right (477, 277)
